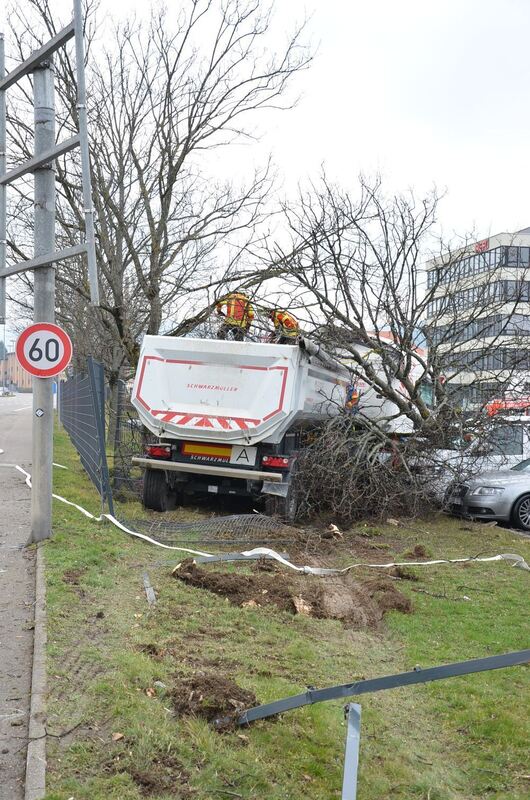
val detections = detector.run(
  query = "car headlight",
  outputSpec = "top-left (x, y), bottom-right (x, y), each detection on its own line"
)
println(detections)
top-left (469, 486), bottom-right (505, 497)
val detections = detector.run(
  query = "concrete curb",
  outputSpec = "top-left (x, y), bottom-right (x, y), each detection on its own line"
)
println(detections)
top-left (25, 543), bottom-right (46, 800)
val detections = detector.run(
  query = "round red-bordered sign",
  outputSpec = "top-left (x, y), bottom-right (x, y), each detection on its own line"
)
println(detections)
top-left (16, 323), bottom-right (73, 378)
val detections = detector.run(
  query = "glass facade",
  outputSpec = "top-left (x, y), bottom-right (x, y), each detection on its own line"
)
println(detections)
top-left (426, 279), bottom-right (530, 318)
top-left (427, 245), bottom-right (530, 289)
top-left (428, 313), bottom-right (530, 345)
top-left (442, 348), bottom-right (530, 371)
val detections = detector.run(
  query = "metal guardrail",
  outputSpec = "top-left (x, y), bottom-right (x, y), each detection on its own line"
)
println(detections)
top-left (232, 649), bottom-right (530, 799)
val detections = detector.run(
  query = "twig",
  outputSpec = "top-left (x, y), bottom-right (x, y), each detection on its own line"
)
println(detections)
top-left (411, 587), bottom-right (464, 601)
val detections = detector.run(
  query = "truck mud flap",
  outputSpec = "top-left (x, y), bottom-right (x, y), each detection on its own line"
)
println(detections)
top-left (262, 480), bottom-right (289, 497)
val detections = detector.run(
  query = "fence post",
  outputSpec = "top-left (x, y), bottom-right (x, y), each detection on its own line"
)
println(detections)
top-left (57, 376), bottom-right (61, 427)
top-left (341, 704), bottom-right (361, 800)
top-left (87, 356), bottom-right (114, 516)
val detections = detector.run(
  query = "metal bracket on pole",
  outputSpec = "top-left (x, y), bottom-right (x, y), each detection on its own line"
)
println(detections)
top-left (3, 243), bottom-right (88, 277)
top-left (342, 704), bottom-right (361, 800)
top-left (0, 134), bottom-right (80, 185)
top-left (0, 22), bottom-right (74, 91)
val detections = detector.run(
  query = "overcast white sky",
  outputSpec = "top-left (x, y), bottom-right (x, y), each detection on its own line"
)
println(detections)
top-left (95, 0), bottom-right (530, 240)
top-left (2, 0), bottom-right (530, 344)
top-left (3, 0), bottom-right (530, 235)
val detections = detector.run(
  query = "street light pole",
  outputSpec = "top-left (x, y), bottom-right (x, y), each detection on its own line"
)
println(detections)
top-left (31, 62), bottom-right (55, 543)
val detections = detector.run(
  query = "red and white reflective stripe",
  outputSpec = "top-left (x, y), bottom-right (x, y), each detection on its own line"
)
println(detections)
top-left (151, 410), bottom-right (260, 431)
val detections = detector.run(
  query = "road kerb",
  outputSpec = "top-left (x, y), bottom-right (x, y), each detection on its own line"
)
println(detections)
top-left (24, 543), bottom-right (46, 800)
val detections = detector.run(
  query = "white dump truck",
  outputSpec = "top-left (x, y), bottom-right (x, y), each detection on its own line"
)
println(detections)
top-left (131, 335), bottom-right (350, 516)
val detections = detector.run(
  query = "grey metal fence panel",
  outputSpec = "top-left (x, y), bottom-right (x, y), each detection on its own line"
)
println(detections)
top-left (59, 356), bottom-right (113, 512)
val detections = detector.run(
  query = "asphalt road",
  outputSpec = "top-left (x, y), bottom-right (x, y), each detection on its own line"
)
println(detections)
top-left (0, 393), bottom-right (34, 800)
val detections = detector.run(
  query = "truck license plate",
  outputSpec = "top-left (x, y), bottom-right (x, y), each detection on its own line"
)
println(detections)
top-left (230, 445), bottom-right (257, 466)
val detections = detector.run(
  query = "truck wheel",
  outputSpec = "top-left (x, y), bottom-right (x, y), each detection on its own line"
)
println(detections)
top-left (511, 494), bottom-right (530, 531)
top-left (142, 468), bottom-right (173, 512)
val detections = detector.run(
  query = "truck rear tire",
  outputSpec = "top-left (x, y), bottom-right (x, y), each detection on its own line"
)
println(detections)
top-left (142, 468), bottom-right (173, 512)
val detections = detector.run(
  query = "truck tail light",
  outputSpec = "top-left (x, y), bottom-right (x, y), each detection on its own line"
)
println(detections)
top-left (262, 455), bottom-right (290, 468)
top-left (146, 444), bottom-right (171, 459)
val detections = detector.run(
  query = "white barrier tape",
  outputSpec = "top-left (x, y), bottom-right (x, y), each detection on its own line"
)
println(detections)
top-left (237, 547), bottom-right (530, 575)
top-left (14, 464), bottom-right (214, 558)
top-left (11, 465), bottom-right (530, 575)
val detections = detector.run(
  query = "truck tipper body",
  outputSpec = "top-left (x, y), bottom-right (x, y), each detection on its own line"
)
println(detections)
top-left (131, 335), bottom-right (349, 515)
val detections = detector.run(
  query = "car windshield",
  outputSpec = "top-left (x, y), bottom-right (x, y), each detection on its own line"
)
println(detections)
top-left (511, 458), bottom-right (530, 471)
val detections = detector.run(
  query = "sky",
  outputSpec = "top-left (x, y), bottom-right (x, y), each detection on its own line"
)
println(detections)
top-left (2, 0), bottom-right (530, 238)
top-left (2, 0), bottom-right (530, 342)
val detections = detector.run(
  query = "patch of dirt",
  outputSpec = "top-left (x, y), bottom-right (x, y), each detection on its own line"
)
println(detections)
top-left (62, 567), bottom-right (86, 585)
top-left (174, 560), bottom-right (413, 628)
top-left (129, 754), bottom-right (192, 797)
top-left (252, 557), bottom-right (282, 573)
top-left (137, 642), bottom-right (167, 660)
top-left (170, 673), bottom-right (257, 728)
top-left (104, 749), bottom-right (193, 798)
top-left (404, 544), bottom-right (429, 559)
top-left (175, 560), bottom-right (297, 612)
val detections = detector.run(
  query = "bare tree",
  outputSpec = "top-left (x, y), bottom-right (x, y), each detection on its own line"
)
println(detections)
top-left (244, 176), bottom-right (530, 520)
top-left (5, 0), bottom-right (311, 381)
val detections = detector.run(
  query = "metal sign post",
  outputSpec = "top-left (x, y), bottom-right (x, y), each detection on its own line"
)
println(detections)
top-left (0, 3), bottom-right (99, 543)
top-left (32, 62), bottom-right (56, 541)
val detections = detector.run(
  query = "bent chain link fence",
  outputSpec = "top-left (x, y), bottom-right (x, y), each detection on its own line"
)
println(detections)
top-left (59, 358), bottom-right (297, 547)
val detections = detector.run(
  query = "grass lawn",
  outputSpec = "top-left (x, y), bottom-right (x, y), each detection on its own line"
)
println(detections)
top-left (44, 425), bottom-right (530, 799)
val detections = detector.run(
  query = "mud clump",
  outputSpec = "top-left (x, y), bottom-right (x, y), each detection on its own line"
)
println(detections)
top-left (404, 544), bottom-right (429, 559)
top-left (361, 577), bottom-right (413, 615)
top-left (171, 673), bottom-right (257, 727)
top-left (174, 561), bottom-right (413, 627)
top-left (388, 565), bottom-right (419, 581)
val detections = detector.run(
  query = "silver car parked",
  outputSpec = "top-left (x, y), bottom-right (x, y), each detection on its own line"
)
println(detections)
top-left (447, 458), bottom-right (530, 530)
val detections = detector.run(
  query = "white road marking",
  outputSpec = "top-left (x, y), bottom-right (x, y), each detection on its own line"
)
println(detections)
top-left (14, 406), bottom-right (32, 412)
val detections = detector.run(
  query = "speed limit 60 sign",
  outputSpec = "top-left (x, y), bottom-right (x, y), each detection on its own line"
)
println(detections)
top-left (16, 323), bottom-right (73, 378)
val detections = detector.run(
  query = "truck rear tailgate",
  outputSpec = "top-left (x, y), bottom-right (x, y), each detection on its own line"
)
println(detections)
top-left (131, 336), bottom-right (299, 444)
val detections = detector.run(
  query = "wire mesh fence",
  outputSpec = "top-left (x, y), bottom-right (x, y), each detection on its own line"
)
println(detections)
top-left (59, 356), bottom-right (114, 514)
top-left (116, 511), bottom-right (299, 547)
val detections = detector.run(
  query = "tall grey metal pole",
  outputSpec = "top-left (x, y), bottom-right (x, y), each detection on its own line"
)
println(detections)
top-left (73, 0), bottom-right (99, 305)
top-left (0, 33), bottom-right (7, 333)
top-left (30, 62), bottom-right (55, 543)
